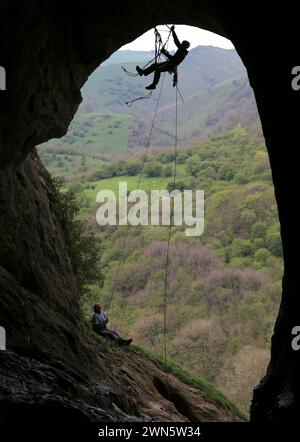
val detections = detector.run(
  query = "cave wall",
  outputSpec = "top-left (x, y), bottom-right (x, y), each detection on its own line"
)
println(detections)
top-left (0, 152), bottom-right (95, 371)
top-left (1, 0), bottom-right (300, 421)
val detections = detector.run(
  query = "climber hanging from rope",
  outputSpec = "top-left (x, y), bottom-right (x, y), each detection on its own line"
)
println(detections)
top-left (136, 25), bottom-right (190, 90)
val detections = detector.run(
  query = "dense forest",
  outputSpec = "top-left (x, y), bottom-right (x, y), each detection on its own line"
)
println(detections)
top-left (41, 126), bottom-right (281, 414)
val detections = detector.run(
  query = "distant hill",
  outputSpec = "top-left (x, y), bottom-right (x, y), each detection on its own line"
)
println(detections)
top-left (136, 75), bottom-right (259, 146)
top-left (39, 46), bottom-right (260, 158)
top-left (80, 45), bottom-right (247, 115)
top-left (102, 50), bottom-right (151, 66)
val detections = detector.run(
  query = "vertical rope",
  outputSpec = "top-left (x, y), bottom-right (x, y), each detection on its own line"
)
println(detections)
top-left (163, 86), bottom-right (178, 364)
top-left (107, 28), bottom-right (173, 314)
top-left (107, 27), bottom-right (177, 355)
top-left (107, 72), bottom-right (167, 313)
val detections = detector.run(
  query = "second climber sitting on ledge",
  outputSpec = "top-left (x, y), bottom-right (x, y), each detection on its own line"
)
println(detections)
top-left (92, 304), bottom-right (132, 346)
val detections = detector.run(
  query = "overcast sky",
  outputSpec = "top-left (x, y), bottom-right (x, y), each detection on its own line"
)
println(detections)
top-left (120, 25), bottom-right (234, 51)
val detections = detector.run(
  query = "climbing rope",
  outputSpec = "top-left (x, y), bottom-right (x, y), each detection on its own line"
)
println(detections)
top-left (121, 28), bottom-right (165, 78)
top-left (163, 85), bottom-right (178, 364)
top-left (108, 84), bottom-right (179, 361)
top-left (125, 90), bottom-right (153, 107)
top-left (122, 26), bottom-right (173, 106)
top-left (106, 27), bottom-right (176, 315)
top-left (106, 27), bottom-right (181, 363)
top-left (106, 70), bottom-right (168, 314)
top-left (176, 84), bottom-right (184, 104)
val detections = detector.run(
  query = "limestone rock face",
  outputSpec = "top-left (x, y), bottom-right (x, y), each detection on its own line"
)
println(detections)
top-left (0, 1), bottom-right (300, 421)
top-left (0, 345), bottom-right (241, 423)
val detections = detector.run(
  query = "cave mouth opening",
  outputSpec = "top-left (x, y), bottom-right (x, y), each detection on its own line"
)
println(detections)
top-left (37, 24), bottom-right (282, 417)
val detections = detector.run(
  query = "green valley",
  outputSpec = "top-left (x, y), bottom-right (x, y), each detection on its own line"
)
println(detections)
top-left (38, 47), bottom-right (282, 417)
top-left (51, 127), bottom-right (281, 415)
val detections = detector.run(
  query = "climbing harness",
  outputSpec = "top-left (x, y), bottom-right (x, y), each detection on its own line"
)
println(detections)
top-left (121, 27), bottom-right (168, 78)
top-left (122, 26), bottom-right (180, 106)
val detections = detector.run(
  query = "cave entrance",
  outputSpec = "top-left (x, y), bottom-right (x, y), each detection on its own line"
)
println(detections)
top-left (38, 24), bottom-right (282, 418)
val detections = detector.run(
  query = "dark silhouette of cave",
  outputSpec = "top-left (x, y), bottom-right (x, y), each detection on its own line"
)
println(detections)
top-left (0, 1), bottom-right (299, 422)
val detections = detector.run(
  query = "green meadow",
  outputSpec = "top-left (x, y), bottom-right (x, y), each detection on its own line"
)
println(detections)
top-left (81, 175), bottom-right (176, 202)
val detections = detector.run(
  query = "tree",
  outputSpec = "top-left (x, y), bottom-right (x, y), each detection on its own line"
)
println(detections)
top-left (167, 181), bottom-right (185, 192)
top-left (218, 164), bottom-right (236, 181)
top-left (171, 319), bottom-right (226, 382)
top-left (162, 165), bottom-right (173, 177)
top-left (231, 239), bottom-right (254, 258)
top-left (124, 161), bottom-right (141, 176)
top-left (49, 175), bottom-right (103, 295)
top-left (144, 162), bottom-right (163, 177)
top-left (254, 248), bottom-right (271, 266)
top-left (177, 152), bottom-right (189, 164)
top-left (266, 226), bottom-right (283, 256)
top-left (113, 263), bottom-right (149, 296)
top-left (159, 151), bottom-right (176, 164)
top-left (251, 221), bottom-right (267, 239)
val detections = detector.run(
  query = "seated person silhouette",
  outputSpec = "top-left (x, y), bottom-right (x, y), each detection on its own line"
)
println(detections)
top-left (92, 304), bottom-right (132, 345)
top-left (136, 26), bottom-right (190, 90)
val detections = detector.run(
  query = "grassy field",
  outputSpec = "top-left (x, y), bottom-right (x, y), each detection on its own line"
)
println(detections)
top-left (77, 173), bottom-right (185, 222)
top-left (82, 175), bottom-right (176, 201)
top-left (40, 153), bottom-right (106, 182)
top-left (39, 112), bottom-right (133, 159)
top-left (73, 112), bottom-right (132, 154)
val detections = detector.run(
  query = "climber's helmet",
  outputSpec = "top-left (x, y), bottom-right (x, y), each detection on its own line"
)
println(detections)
top-left (182, 40), bottom-right (190, 49)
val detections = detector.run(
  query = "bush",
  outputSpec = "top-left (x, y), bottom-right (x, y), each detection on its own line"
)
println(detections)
top-left (113, 263), bottom-right (149, 295)
top-left (231, 239), bottom-right (254, 258)
top-left (251, 222), bottom-right (267, 239)
top-left (159, 151), bottom-right (176, 164)
top-left (177, 152), bottom-right (189, 164)
top-left (203, 166), bottom-right (218, 180)
top-left (254, 248), bottom-right (271, 265)
top-left (230, 257), bottom-right (252, 268)
top-left (144, 162), bottom-right (163, 177)
top-left (266, 229), bottom-right (282, 257)
top-left (171, 319), bottom-right (226, 382)
top-left (218, 165), bottom-right (236, 181)
top-left (185, 156), bottom-right (201, 177)
top-left (91, 168), bottom-right (114, 180)
top-left (123, 161), bottom-right (141, 176)
top-left (167, 181), bottom-right (185, 192)
top-left (253, 238), bottom-right (265, 250)
top-left (202, 267), bottom-right (267, 313)
top-left (49, 175), bottom-right (103, 295)
top-left (234, 173), bottom-right (250, 184)
top-left (162, 165), bottom-right (173, 177)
